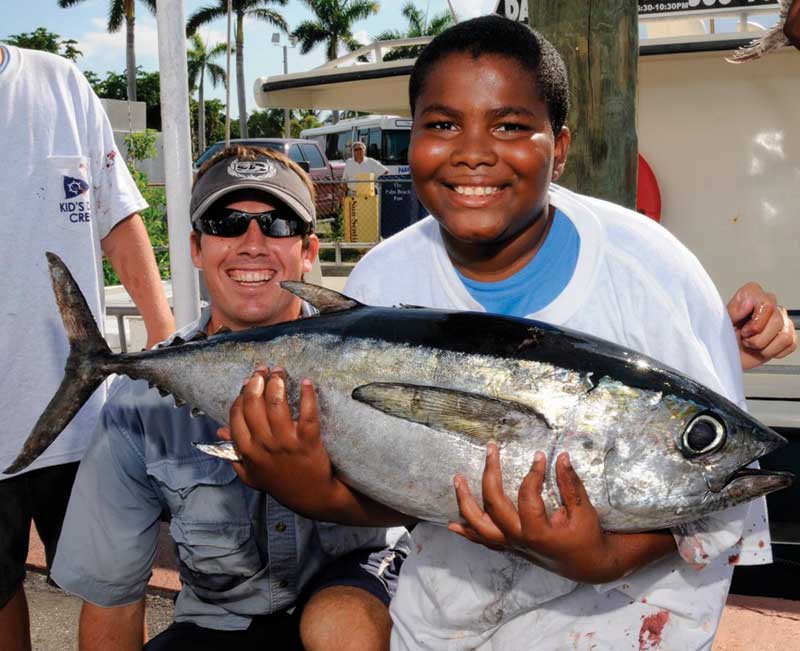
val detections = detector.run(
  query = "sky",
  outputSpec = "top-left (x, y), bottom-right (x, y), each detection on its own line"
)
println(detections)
top-left (4, 0), bottom-right (491, 111)
top-left (4, 1), bottom-right (779, 114)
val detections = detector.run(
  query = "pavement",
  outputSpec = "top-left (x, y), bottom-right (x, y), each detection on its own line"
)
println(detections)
top-left (23, 524), bottom-right (800, 650)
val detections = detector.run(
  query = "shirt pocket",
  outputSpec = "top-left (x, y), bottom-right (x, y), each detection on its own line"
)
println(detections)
top-left (43, 156), bottom-right (96, 237)
top-left (148, 459), bottom-right (263, 592)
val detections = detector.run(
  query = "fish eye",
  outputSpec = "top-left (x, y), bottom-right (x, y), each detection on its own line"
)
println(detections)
top-left (682, 413), bottom-right (726, 455)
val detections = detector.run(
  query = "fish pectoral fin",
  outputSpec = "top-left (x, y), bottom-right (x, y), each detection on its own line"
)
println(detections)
top-left (279, 281), bottom-right (361, 314)
top-left (352, 383), bottom-right (550, 444)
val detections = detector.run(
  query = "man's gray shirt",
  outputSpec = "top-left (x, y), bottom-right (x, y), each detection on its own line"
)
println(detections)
top-left (52, 311), bottom-right (406, 630)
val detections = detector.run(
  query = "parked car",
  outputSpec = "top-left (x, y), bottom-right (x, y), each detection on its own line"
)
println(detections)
top-left (194, 138), bottom-right (345, 219)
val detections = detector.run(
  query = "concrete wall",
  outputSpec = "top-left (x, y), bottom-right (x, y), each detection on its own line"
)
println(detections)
top-left (100, 98), bottom-right (166, 185)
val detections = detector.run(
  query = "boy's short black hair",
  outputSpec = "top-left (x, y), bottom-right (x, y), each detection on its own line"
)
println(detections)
top-left (409, 15), bottom-right (570, 134)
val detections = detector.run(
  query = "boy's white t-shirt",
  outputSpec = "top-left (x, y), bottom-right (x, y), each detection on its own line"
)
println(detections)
top-left (345, 185), bottom-right (771, 650)
top-left (0, 46), bottom-right (146, 475)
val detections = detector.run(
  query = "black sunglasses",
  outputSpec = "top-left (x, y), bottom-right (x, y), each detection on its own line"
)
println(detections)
top-left (196, 207), bottom-right (311, 238)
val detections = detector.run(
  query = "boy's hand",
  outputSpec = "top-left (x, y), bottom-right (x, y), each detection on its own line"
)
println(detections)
top-left (449, 446), bottom-right (625, 583)
top-left (727, 282), bottom-right (796, 370)
top-left (218, 368), bottom-right (339, 512)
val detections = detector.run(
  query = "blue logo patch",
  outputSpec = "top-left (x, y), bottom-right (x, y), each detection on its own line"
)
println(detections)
top-left (63, 176), bottom-right (89, 199)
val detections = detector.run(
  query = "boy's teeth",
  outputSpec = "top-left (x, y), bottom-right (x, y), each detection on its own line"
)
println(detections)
top-left (454, 186), bottom-right (499, 196)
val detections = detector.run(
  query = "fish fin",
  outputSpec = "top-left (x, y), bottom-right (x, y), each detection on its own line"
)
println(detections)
top-left (190, 407), bottom-right (205, 417)
top-left (280, 281), bottom-right (360, 313)
top-left (725, 26), bottom-right (789, 63)
top-left (193, 441), bottom-right (242, 462)
top-left (188, 331), bottom-right (208, 342)
top-left (4, 253), bottom-right (115, 474)
top-left (170, 335), bottom-right (186, 346)
top-left (174, 397), bottom-right (186, 407)
top-left (352, 383), bottom-right (551, 444)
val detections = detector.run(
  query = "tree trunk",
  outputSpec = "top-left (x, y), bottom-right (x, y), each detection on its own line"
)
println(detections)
top-left (126, 4), bottom-right (137, 102)
top-left (198, 75), bottom-right (206, 155)
top-left (236, 12), bottom-right (248, 139)
top-left (527, 1), bottom-right (638, 208)
top-left (329, 38), bottom-right (339, 125)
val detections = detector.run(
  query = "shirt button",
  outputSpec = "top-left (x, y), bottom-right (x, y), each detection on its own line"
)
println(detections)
top-left (278, 579), bottom-right (289, 589)
top-left (275, 522), bottom-right (287, 533)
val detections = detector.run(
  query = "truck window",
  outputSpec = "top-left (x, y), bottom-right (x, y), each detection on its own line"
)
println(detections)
top-left (368, 128), bottom-right (381, 159)
top-left (382, 130), bottom-right (410, 166)
top-left (287, 144), bottom-right (305, 164)
top-left (300, 143), bottom-right (326, 169)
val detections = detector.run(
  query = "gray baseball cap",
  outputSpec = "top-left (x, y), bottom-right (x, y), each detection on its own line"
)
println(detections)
top-left (191, 153), bottom-right (316, 227)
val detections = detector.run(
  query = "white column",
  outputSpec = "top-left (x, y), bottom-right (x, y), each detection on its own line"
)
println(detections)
top-left (156, 0), bottom-right (201, 327)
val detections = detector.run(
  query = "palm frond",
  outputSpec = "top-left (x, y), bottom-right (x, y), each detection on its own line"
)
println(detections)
top-left (341, 0), bottom-right (380, 25)
top-left (57, 0), bottom-right (87, 7)
top-left (187, 4), bottom-right (228, 36)
top-left (292, 20), bottom-right (328, 55)
top-left (247, 8), bottom-right (288, 32)
top-left (206, 62), bottom-right (227, 87)
top-left (108, 0), bottom-right (126, 32)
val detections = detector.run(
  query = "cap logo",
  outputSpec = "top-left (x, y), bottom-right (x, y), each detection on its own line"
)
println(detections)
top-left (227, 158), bottom-right (277, 180)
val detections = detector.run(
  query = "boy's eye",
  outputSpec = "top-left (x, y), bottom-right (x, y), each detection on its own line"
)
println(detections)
top-left (495, 122), bottom-right (532, 133)
top-left (426, 121), bottom-right (458, 131)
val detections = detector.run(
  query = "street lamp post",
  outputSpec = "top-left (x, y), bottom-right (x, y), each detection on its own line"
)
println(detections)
top-left (272, 33), bottom-right (296, 138)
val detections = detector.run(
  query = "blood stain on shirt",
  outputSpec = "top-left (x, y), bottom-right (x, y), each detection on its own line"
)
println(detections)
top-left (638, 610), bottom-right (669, 650)
top-left (728, 554), bottom-right (740, 565)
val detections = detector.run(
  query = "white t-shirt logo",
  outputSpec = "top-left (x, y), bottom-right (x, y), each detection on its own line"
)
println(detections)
top-left (227, 159), bottom-right (277, 180)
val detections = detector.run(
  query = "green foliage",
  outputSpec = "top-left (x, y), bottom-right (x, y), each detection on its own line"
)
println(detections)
top-left (293, 0), bottom-right (379, 61)
top-left (248, 109), bottom-right (287, 137)
top-left (375, 2), bottom-right (453, 62)
top-left (4, 27), bottom-right (83, 60)
top-left (104, 182), bottom-right (170, 285)
top-left (89, 68), bottom-right (162, 129)
top-left (124, 129), bottom-right (158, 169)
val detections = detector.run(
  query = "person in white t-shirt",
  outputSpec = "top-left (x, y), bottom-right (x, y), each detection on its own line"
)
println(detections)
top-left (223, 16), bottom-right (796, 651)
top-left (0, 45), bottom-right (174, 651)
top-left (342, 141), bottom-right (389, 195)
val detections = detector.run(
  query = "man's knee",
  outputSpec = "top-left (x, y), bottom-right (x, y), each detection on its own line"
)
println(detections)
top-left (300, 585), bottom-right (391, 651)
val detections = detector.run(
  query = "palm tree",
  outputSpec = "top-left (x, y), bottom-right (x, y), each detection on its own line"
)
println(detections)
top-left (58, 0), bottom-right (156, 101)
top-left (293, 0), bottom-right (379, 122)
top-left (187, 0), bottom-right (288, 139)
top-left (187, 33), bottom-right (227, 155)
top-left (375, 1), bottom-right (453, 61)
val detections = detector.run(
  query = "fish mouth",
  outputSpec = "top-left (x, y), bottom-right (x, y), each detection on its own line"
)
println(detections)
top-left (708, 467), bottom-right (795, 499)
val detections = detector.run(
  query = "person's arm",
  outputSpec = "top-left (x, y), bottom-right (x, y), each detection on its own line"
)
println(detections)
top-left (79, 600), bottom-right (145, 651)
top-left (727, 282), bottom-right (797, 370)
top-left (785, 0), bottom-right (800, 49)
top-left (448, 445), bottom-right (675, 584)
top-left (101, 214), bottom-right (175, 348)
top-left (219, 369), bottom-right (415, 527)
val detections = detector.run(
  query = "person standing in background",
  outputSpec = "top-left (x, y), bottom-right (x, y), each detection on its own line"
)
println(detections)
top-left (0, 44), bottom-right (174, 651)
top-left (343, 141), bottom-right (390, 195)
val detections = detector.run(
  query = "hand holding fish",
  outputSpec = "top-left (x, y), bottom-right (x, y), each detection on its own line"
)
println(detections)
top-left (449, 445), bottom-right (675, 583)
top-left (727, 283), bottom-right (797, 370)
top-left (220, 368), bottom-right (413, 527)
top-left (219, 368), bottom-right (342, 517)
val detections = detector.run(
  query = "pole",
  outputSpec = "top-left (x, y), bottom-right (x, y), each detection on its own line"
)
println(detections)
top-left (156, 0), bottom-right (201, 327)
top-left (283, 45), bottom-right (291, 138)
top-left (527, 1), bottom-right (638, 208)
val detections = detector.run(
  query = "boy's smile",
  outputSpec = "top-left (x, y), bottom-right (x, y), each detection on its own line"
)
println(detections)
top-left (410, 52), bottom-right (570, 280)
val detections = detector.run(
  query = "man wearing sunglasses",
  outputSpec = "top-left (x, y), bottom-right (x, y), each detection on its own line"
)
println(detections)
top-left (51, 146), bottom-right (407, 651)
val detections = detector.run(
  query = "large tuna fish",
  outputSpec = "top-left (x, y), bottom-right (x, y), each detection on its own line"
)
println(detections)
top-left (6, 253), bottom-right (793, 531)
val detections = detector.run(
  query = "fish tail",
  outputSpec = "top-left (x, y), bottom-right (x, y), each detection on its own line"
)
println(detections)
top-left (3, 253), bottom-right (116, 475)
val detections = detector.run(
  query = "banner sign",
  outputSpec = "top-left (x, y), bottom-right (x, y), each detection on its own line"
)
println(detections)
top-left (493, 0), bottom-right (779, 22)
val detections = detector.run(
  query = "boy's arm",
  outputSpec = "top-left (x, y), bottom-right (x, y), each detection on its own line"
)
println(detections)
top-left (448, 444), bottom-right (675, 584)
top-left (727, 282), bottom-right (796, 370)
top-left (219, 369), bottom-right (416, 527)
top-left (79, 600), bottom-right (145, 651)
top-left (786, 0), bottom-right (800, 49)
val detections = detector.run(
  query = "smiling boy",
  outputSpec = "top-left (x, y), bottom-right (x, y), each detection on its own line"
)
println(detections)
top-left (226, 16), bottom-right (790, 650)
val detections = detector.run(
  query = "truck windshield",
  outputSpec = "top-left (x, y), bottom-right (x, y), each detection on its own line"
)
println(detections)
top-left (382, 130), bottom-right (410, 166)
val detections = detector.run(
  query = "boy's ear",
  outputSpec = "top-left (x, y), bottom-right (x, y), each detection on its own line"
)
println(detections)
top-left (551, 126), bottom-right (571, 182)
